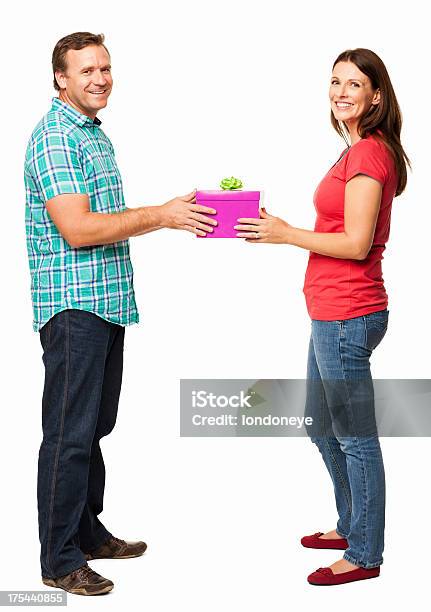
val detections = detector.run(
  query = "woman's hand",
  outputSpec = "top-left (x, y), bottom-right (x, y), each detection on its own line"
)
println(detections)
top-left (234, 208), bottom-right (291, 243)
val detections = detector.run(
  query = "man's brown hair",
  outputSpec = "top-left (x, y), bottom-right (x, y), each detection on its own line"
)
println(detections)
top-left (52, 32), bottom-right (109, 91)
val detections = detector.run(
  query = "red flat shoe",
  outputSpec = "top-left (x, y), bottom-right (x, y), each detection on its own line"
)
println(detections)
top-left (307, 565), bottom-right (380, 585)
top-left (301, 532), bottom-right (348, 550)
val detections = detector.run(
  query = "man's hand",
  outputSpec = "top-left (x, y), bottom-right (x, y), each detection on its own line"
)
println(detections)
top-left (159, 190), bottom-right (218, 236)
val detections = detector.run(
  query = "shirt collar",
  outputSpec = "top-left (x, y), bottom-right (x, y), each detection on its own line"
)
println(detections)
top-left (51, 97), bottom-right (102, 127)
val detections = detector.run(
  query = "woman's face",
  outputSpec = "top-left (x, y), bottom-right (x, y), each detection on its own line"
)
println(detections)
top-left (329, 61), bottom-right (380, 128)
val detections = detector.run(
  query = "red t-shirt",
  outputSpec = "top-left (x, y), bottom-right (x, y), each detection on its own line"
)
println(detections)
top-left (303, 134), bottom-right (398, 320)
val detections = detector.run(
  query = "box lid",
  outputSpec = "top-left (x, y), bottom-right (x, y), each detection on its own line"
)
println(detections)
top-left (196, 190), bottom-right (260, 200)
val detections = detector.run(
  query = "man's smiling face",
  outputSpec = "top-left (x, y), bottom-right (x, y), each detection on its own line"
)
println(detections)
top-left (55, 45), bottom-right (113, 119)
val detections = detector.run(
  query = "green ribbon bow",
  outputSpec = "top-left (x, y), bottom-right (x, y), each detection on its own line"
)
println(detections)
top-left (220, 176), bottom-right (243, 190)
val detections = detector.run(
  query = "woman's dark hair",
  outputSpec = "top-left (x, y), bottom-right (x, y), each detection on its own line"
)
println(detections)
top-left (331, 48), bottom-right (410, 196)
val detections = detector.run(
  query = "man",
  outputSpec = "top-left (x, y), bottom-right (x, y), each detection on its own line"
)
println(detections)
top-left (25, 31), bottom-right (217, 596)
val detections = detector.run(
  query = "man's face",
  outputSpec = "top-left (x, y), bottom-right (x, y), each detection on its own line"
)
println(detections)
top-left (55, 45), bottom-right (113, 118)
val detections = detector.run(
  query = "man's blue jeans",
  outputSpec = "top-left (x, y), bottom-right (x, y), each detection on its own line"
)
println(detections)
top-left (38, 309), bottom-right (124, 579)
top-left (305, 309), bottom-right (388, 569)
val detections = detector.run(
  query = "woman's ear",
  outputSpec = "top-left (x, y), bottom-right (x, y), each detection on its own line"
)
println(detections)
top-left (372, 89), bottom-right (381, 106)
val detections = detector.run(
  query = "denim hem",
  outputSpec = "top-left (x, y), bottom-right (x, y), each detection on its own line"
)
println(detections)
top-left (42, 558), bottom-right (87, 580)
top-left (343, 551), bottom-right (383, 569)
top-left (81, 530), bottom-right (113, 554)
top-left (336, 529), bottom-right (349, 539)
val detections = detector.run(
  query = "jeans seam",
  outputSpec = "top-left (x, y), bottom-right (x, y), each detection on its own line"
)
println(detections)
top-left (347, 436), bottom-right (368, 565)
top-left (363, 316), bottom-right (368, 350)
top-left (319, 370), bottom-right (353, 524)
top-left (46, 310), bottom-right (70, 576)
top-left (338, 325), bottom-right (368, 564)
top-left (319, 381), bottom-right (326, 439)
top-left (360, 439), bottom-right (368, 564)
top-left (323, 437), bottom-right (353, 519)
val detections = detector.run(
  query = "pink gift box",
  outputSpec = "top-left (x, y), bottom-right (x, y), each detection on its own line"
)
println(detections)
top-left (196, 190), bottom-right (261, 238)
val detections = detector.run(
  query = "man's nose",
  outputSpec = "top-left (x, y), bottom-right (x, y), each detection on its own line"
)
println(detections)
top-left (93, 70), bottom-right (108, 85)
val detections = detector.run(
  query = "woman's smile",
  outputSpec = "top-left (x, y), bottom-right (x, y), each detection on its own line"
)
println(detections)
top-left (329, 60), bottom-right (380, 137)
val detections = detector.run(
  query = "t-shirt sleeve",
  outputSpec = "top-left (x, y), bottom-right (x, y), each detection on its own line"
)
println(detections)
top-left (29, 130), bottom-right (88, 201)
top-left (345, 140), bottom-right (389, 185)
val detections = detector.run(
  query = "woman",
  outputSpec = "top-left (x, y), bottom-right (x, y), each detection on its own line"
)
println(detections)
top-left (235, 48), bottom-right (410, 586)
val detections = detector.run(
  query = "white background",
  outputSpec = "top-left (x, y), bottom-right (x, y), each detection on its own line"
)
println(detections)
top-left (1, 0), bottom-right (429, 608)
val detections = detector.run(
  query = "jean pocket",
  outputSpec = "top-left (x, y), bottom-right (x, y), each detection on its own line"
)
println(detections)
top-left (363, 310), bottom-right (388, 351)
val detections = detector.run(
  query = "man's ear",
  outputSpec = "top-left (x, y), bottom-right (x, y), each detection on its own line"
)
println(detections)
top-left (55, 71), bottom-right (67, 90)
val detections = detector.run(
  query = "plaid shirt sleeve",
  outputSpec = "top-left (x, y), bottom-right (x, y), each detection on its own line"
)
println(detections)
top-left (29, 130), bottom-right (88, 201)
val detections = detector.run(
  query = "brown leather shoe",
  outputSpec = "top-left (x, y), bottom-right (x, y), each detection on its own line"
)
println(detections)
top-left (84, 536), bottom-right (147, 560)
top-left (42, 563), bottom-right (113, 596)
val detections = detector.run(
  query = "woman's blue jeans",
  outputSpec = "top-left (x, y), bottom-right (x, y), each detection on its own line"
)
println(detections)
top-left (304, 309), bottom-right (388, 569)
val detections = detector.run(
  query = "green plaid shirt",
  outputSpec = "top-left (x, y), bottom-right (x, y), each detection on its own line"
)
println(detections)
top-left (25, 97), bottom-right (139, 331)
